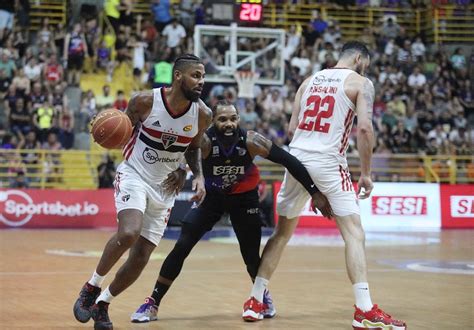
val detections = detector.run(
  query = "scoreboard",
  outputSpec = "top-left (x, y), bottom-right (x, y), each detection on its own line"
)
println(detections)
top-left (206, 0), bottom-right (264, 25)
top-left (235, 0), bottom-right (264, 24)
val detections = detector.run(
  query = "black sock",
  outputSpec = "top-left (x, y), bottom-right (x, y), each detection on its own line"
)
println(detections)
top-left (151, 281), bottom-right (170, 306)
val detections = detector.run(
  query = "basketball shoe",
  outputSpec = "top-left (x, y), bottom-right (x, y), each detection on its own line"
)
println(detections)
top-left (91, 301), bottom-right (113, 330)
top-left (262, 289), bottom-right (276, 318)
top-left (131, 297), bottom-right (158, 323)
top-left (242, 296), bottom-right (265, 321)
top-left (73, 282), bottom-right (101, 323)
top-left (352, 304), bottom-right (406, 329)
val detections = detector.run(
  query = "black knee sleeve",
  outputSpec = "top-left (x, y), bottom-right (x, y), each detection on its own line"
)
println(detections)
top-left (159, 223), bottom-right (205, 280)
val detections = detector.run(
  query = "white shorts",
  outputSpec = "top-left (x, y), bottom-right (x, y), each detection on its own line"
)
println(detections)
top-left (114, 162), bottom-right (175, 246)
top-left (276, 148), bottom-right (359, 218)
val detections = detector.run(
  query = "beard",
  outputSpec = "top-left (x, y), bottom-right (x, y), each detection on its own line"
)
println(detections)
top-left (181, 81), bottom-right (201, 102)
top-left (216, 127), bottom-right (239, 146)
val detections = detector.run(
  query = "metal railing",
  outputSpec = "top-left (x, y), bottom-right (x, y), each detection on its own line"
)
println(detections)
top-left (0, 148), bottom-right (472, 189)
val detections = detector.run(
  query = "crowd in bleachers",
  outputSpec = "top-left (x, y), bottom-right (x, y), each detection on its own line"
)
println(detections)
top-left (0, 1), bottom-right (473, 187)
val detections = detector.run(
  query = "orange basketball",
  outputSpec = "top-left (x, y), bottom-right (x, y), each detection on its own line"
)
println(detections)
top-left (91, 109), bottom-right (133, 149)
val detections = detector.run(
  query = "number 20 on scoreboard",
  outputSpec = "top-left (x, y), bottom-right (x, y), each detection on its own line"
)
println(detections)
top-left (236, 0), bottom-right (264, 23)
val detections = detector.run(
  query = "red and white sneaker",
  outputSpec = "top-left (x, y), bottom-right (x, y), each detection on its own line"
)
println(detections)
top-left (352, 304), bottom-right (407, 329)
top-left (242, 297), bottom-right (264, 322)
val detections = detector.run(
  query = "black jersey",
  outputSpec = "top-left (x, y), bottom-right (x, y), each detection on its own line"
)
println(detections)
top-left (203, 126), bottom-right (260, 194)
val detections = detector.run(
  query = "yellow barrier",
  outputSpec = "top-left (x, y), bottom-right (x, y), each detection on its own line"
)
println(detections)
top-left (262, 4), bottom-right (474, 44)
top-left (27, 0), bottom-right (66, 31)
top-left (0, 149), bottom-right (472, 189)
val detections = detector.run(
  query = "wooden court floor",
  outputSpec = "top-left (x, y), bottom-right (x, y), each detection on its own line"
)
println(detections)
top-left (0, 229), bottom-right (473, 329)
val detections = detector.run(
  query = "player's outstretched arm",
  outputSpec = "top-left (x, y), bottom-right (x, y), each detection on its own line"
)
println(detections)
top-left (246, 131), bottom-right (334, 219)
top-left (124, 91), bottom-right (154, 126)
top-left (184, 101), bottom-right (212, 205)
top-left (355, 77), bottom-right (375, 199)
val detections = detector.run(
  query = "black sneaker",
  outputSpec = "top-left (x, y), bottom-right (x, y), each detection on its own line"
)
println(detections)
top-left (91, 301), bottom-right (113, 330)
top-left (73, 282), bottom-right (101, 323)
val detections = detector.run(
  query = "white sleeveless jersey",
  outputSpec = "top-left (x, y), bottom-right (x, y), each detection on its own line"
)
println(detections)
top-left (122, 87), bottom-right (199, 184)
top-left (290, 68), bottom-right (356, 162)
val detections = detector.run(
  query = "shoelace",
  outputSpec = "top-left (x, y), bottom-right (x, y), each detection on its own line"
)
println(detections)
top-left (374, 306), bottom-right (392, 319)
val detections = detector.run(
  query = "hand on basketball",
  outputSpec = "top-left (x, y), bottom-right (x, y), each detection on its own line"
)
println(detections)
top-left (190, 176), bottom-right (206, 206)
top-left (163, 167), bottom-right (187, 196)
top-left (357, 175), bottom-right (373, 199)
top-left (311, 191), bottom-right (335, 220)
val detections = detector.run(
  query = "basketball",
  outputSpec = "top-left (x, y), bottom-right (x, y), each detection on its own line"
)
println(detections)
top-left (91, 109), bottom-right (133, 149)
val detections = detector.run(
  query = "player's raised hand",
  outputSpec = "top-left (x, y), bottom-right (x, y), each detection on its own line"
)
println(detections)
top-left (162, 167), bottom-right (187, 196)
top-left (357, 175), bottom-right (373, 199)
top-left (190, 176), bottom-right (206, 206)
top-left (311, 191), bottom-right (335, 220)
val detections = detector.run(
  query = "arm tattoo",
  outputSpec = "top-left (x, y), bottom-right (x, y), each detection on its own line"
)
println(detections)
top-left (362, 79), bottom-right (375, 118)
top-left (185, 147), bottom-right (203, 177)
top-left (125, 94), bottom-right (140, 125)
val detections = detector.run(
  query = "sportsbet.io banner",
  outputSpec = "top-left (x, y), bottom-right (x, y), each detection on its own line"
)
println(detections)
top-left (0, 188), bottom-right (194, 229)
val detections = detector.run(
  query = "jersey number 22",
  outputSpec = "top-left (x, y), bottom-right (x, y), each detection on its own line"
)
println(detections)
top-left (298, 95), bottom-right (335, 133)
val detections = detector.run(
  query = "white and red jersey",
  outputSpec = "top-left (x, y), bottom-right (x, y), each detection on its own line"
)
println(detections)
top-left (122, 88), bottom-right (199, 185)
top-left (290, 68), bottom-right (357, 163)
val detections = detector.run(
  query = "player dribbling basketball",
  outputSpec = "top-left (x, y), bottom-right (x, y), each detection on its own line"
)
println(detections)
top-left (73, 54), bottom-right (212, 330)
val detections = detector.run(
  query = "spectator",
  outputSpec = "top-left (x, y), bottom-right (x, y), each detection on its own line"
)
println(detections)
top-left (63, 23), bottom-right (88, 86)
top-left (96, 84), bottom-right (114, 110)
top-left (391, 120), bottom-right (412, 153)
top-left (240, 100), bottom-right (260, 130)
top-left (10, 170), bottom-right (29, 188)
top-left (0, 50), bottom-right (16, 79)
top-left (411, 36), bottom-right (426, 61)
top-left (9, 98), bottom-right (32, 136)
top-left (33, 100), bottom-right (55, 142)
top-left (310, 10), bottom-right (328, 34)
top-left (151, 0), bottom-right (172, 33)
top-left (79, 89), bottom-right (96, 130)
top-left (104, 0), bottom-right (121, 33)
top-left (407, 66), bottom-right (426, 89)
top-left (24, 57), bottom-right (43, 83)
top-left (382, 17), bottom-right (402, 40)
top-left (12, 68), bottom-right (30, 96)
top-left (0, 1), bottom-right (15, 41)
top-left (97, 154), bottom-right (116, 188)
top-left (162, 18), bottom-right (186, 51)
top-left (58, 107), bottom-right (75, 149)
top-left (450, 47), bottom-right (466, 71)
top-left (113, 90), bottom-right (128, 111)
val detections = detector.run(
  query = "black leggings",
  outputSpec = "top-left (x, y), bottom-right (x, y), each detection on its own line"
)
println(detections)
top-left (159, 217), bottom-right (262, 281)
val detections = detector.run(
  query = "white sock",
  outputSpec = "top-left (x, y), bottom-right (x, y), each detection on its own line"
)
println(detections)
top-left (353, 282), bottom-right (373, 312)
top-left (96, 286), bottom-right (115, 304)
top-left (88, 271), bottom-right (105, 288)
top-left (250, 277), bottom-right (269, 303)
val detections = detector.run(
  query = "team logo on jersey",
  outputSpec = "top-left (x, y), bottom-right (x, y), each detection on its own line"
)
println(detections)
top-left (152, 120), bottom-right (161, 127)
top-left (183, 124), bottom-right (192, 132)
top-left (236, 146), bottom-right (246, 156)
top-left (212, 146), bottom-right (219, 156)
top-left (143, 147), bottom-right (159, 164)
top-left (161, 133), bottom-right (178, 149)
top-left (122, 194), bottom-right (130, 202)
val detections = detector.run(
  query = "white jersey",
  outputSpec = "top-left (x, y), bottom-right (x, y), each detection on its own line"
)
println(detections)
top-left (290, 68), bottom-right (356, 162)
top-left (121, 87), bottom-right (199, 184)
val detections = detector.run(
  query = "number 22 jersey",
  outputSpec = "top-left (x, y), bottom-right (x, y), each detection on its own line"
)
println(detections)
top-left (290, 68), bottom-right (356, 162)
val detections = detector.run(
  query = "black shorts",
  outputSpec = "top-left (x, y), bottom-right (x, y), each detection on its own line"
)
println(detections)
top-left (68, 54), bottom-right (84, 70)
top-left (181, 188), bottom-right (262, 231)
